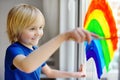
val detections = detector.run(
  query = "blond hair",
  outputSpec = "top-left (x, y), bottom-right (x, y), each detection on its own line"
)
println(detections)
top-left (7, 4), bottom-right (45, 43)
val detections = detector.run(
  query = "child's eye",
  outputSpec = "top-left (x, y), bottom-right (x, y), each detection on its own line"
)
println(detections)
top-left (30, 27), bottom-right (35, 30)
top-left (39, 26), bottom-right (43, 29)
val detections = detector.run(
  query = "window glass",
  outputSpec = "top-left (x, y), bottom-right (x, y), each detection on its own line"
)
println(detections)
top-left (82, 0), bottom-right (120, 80)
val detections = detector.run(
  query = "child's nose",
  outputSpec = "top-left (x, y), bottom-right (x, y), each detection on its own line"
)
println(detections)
top-left (35, 30), bottom-right (40, 36)
top-left (35, 30), bottom-right (43, 36)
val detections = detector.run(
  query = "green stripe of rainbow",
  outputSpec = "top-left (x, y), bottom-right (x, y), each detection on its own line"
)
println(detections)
top-left (84, 0), bottom-right (118, 79)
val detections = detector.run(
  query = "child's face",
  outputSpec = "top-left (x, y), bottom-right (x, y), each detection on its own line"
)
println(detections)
top-left (18, 15), bottom-right (44, 49)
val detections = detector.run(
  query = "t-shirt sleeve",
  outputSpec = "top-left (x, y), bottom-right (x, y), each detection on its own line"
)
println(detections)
top-left (41, 62), bottom-right (46, 67)
top-left (6, 46), bottom-right (24, 63)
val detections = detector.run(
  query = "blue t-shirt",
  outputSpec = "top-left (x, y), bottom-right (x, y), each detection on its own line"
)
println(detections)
top-left (5, 42), bottom-right (46, 80)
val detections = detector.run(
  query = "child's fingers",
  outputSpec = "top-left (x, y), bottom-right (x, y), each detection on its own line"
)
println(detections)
top-left (82, 29), bottom-right (91, 43)
top-left (83, 29), bottom-right (99, 43)
top-left (79, 64), bottom-right (86, 77)
top-left (68, 28), bottom-right (99, 43)
top-left (79, 64), bottom-right (83, 72)
top-left (90, 32), bottom-right (99, 38)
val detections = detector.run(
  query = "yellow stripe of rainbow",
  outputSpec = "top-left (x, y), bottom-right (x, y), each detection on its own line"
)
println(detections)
top-left (84, 9), bottom-right (114, 60)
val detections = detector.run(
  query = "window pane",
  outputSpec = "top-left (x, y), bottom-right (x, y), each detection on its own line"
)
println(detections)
top-left (80, 0), bottom-right (120, 80)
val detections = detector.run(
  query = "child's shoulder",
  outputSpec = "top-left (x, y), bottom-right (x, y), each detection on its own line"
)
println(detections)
top-left (7, 42), bottom-right (20, 48)
top-left (7, 42), bottom-right (22, 51)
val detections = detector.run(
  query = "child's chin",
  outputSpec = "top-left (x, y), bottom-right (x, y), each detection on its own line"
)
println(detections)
top-left (32, 42), bottom-right (38, 46)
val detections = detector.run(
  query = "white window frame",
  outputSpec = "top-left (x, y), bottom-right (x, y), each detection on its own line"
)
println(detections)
top-left (58, 0), bottom-right (77, 80)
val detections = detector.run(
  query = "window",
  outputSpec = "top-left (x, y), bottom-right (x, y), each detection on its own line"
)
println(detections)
top-left (78, 0), bottom-right (120, 80)
top-left (58, 0), bottom-right (120, 80)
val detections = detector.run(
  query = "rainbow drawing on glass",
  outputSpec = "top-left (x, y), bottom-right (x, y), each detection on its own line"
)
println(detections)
top-left (84, 0), bottom-right (118, 79)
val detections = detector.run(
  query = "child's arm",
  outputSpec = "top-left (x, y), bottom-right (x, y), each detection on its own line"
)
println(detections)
top-left (13, 28), bottom-right (98, 73)
top-left (42, 64), bottom-right (86, 78)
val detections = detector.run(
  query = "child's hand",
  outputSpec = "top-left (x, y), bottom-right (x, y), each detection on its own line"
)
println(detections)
top-left (78, 64), bottom-right (86, 77)
top-left (67, 28), bottom-right (99, 44)
top-left (70, 64), bottom-right (86, 78)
